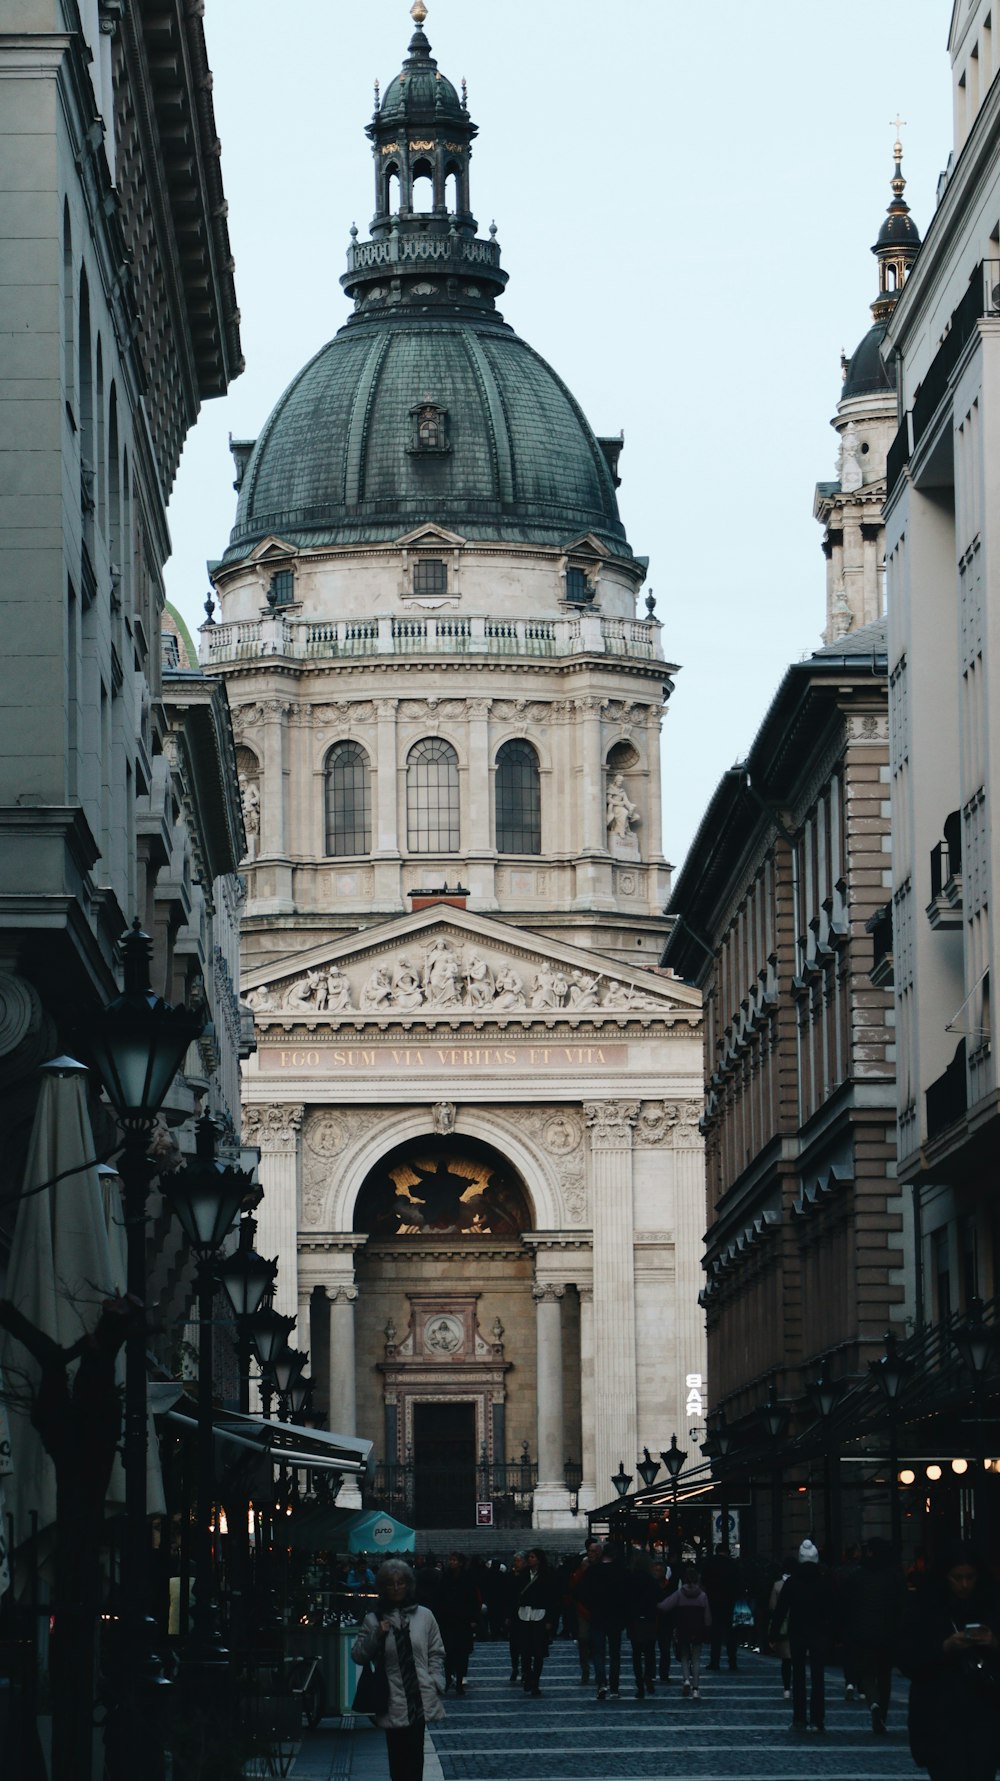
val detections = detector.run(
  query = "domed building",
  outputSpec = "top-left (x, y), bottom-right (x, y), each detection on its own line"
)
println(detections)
top-left (203, 4), bottom-right (705, 1531)
top-left (814, 136), bottom-right (921, 641)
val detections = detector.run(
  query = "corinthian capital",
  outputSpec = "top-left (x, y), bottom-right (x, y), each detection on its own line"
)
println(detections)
top-left (583, 1100), bottom-right (640, 1148)
top-left (243, 1102), bottom-right (304, 1147)
top-left (532, 1282), bottom-right (565, 1303)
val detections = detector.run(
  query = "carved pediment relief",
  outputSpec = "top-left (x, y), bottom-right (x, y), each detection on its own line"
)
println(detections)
top-left (243, 908), bottom-right (698, 1026)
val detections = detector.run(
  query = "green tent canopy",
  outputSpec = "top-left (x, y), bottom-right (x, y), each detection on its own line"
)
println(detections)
top-left (346, 1510), bottom-right (415, 1554)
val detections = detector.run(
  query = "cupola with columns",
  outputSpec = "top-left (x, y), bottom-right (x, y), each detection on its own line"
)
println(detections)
top-left (814, 131), bottom-right (922, 643)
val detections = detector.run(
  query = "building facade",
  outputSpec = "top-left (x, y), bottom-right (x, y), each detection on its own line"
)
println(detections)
top-left (662, 165), bottom-right (915, 1555)
top-left (0, 4), bottom-right (245, 1257)
top-left (884, 0), bottom-right (1000, 1332)
top-left (203, 8), bottom-right (706, 1528)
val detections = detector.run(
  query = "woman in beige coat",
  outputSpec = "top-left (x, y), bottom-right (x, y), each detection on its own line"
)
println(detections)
top-left (352, 1560), bottom-right (446, 1781)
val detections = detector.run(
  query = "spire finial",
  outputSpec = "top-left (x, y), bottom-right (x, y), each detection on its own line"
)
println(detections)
top-left (373, 77), bottom-right (380, 114)
top-left (890, 113), bottom-right (906, 159)
top-left (410, 0), bottom-right (428, 23)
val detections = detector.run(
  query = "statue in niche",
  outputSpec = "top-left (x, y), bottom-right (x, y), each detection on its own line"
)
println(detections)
top-left (317, 964), bottom-right (353, 1012)
top-left (607, 773), bottom-right (641, 860)
top-left (392, 956), bottom-right (424, 1011)
top-left (431, 1101), bottom-right (456, 1135)
top-left (838, 420), bottom-right (863, 493)
top-left (360, 964), bottom-right (393, 1011)
top-left (238, 775), bottom-right (259, 859)
top-left (492, 964), bottom-right (526, 1009)
top-left (465, 953), bottom-right (494, 1006)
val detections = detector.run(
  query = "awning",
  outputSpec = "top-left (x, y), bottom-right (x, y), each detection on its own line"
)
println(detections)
top-left (288, 1506), bottom-right (416, 1554)
top-left (151, 1385), bottom-right (372, 1476)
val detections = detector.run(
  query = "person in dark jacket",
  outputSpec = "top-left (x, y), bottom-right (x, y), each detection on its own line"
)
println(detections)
top-left (435, 1551), bottom-right (479, 1695)
top-left (517, 1547), bottom-right (559, 1696)
top-left (502, 1551), bottom-right (528, 1682)
top-left (839, 1536), bottom-right (907, 1733)
top-left (898, 1541), bottom-right (1000, 1781)
top-left (703, 1547), bottom-right (744, 1670)
top-left (568, 1539), bottom-right (603, 1683)
top-left (576, 1540), bottom-right (630, 1700)
top-left (772, 1539), bottom-right (836, 1732)
top-left (626, 1557), bottom-right (663, 1698)
top-left (649, 1559), bottom-right (674, 1681)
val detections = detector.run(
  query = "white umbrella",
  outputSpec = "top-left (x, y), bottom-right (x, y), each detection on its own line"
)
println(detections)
top-left (0, 1061), bottom-right (163, 1563)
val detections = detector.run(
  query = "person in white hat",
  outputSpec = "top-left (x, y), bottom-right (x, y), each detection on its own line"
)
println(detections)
top-left (770, 1539), bottom-right (836, 1733)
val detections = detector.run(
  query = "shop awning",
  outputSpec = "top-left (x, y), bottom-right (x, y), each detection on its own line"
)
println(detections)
top-left (151, 1385), bottom-right (372, 1476)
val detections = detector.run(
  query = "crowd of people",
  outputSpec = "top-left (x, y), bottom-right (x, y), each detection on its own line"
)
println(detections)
top-left (349, 1537), bottom-right (1000, 1781)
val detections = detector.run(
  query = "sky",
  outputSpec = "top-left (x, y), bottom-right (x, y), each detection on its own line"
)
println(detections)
top-left (164, 0), bottom-right (955, 872)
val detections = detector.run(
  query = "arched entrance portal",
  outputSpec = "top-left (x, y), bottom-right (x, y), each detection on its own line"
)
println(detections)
top-left (352, 1135), bottom-right (559, 1530)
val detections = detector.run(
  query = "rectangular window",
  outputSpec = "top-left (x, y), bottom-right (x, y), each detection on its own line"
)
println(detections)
top-left (413, 558), bottom-right (447, 595)
top-left (565, 566), bottom-right (589, 602)
top-left (269, 568), bottom-right (295, 606)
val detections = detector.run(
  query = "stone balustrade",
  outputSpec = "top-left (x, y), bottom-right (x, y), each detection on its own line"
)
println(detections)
top-left (200, 610), bottom-right (663, 668)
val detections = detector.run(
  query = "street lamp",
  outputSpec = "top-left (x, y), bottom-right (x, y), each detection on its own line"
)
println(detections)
top-left (660, 1434), bottom-right (687, 1540)
top-left (952, 1298), bottom-right (1000, 1538)
top-left (88, 922), bottom-right (203, 1776)
top-left (869, 1331), bottom-right (910, 1556)
top-left (759, 1384), bottom-right (788, 1558)
top-left (270, 1344), bottom-right (309, 1408)
top-left (162, 1118), bottom-right (252, 1662)
top-left (807, 1358), bottom-right (847, 1560)
top-left (217, 1214), bottom-right (278, 1415)
top-left (702, 1410), bottom-right (733, 1552)
top-left (636, 1447), bottom-right (661, 1490)
top-left (611, 1460), bottom-right (633, 1545)
top-left (247, 1305), bottom-right (296, 1420)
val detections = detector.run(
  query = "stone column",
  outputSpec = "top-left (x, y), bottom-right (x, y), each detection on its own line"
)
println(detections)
top-left (465, 698), bottom-right (496, 906)
top-left (243, 1104), bottom-right (303, 1323)
top-left (328, 1283), bottom-right (361, 1506)
top-left (296, 1287), bottom-right (312, 1359)
top-left (578, 1284), bottom-right (597, 1510)
top-left (670, 1103), bottom-right (707, 1446)
top-left (260, 699), bottom-right (288, 856)
top-left (578, 696), bottom-right (606, 855)
top-left (373, 697), bottom-right (401, 908)
top-left (584, 1101), bottom-right (639, 1494)
top-left (533, 1282), bottom-right (571, 1524)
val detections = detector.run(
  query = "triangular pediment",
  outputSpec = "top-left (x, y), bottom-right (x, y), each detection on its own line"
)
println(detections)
top-left (243, 905), bottom-right (699, 1027)
top-left (246, 535), bottom-right (298, 564)
top-left (563, 533), bottom-right (609, 559)
top-left (397, 523), bottom-right (466, 549)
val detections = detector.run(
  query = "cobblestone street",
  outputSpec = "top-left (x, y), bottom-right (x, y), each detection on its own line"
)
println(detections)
top-left (292, 1635), bottom-right (921, 1781)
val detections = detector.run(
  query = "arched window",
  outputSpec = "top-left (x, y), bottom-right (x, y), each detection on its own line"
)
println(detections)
top-left (407, 737), bottom-right (460, 852)
top-left (325, 741), bottom-right (371, 856)
top-left (411, 157), bottom-right (434, 212)
top-left (495, 739), bottom-right (541, 855)
top-left (386, 165), bottom-right (401, 213)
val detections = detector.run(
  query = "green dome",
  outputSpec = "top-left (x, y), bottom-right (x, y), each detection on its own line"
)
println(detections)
top-left (379, 64), bottom-right (463, 121)
top-left (224, 311), bottom-right (629, 560)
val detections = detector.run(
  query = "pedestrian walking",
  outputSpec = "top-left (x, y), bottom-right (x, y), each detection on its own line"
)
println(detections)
top-left (767, 1554), bottom-right (796, 1700)
top-left (502, 1551), bottom-right (528, 1682)
top-left (568, 1538), bottom-right (603, 1683)
top-left (650, 1559), bottom-right (674, 1682)
top-left (436, 1550), bottom-right (479, 1694)
top-left (839, 1536), bottom-right (906, 1734)
top-left (703, 1546), bottom-right (744, 1671)
top-left (351, 1559), bottom-right (446, 1781)
top-left (659, 1564), bottom-right (712, 1698)
top-left (625, 1555), bottom-right (662, 1698)
top-left (576, 1538), bottom-right (630, 1700)
top-left (898, 1541), bottom-right (1000, 1781)
top-left (516, 1546), bottom-right (559, 1696)
top-left (773, 1538), bottom-right (835, 1734)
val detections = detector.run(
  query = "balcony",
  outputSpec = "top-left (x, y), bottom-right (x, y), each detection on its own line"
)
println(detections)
top-left (866, 902), bottom-right (894, 988)
top-left (926, 813), bottom-right (963, 930)
top-left (200, 610), bottom-right (664, 668)
top-left (926, 1038), bottom-right (968, 1142)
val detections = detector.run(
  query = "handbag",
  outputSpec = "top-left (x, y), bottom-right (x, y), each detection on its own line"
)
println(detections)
top-left (352, 1651), bottom-right (389, 1716)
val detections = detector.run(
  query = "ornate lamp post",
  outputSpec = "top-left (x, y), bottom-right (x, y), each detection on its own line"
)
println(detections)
top-left (247, 1305), bottom-right (296, 1420)
top-left (702, 1410), bottom-right (733, 1552)
top-left (660, 1434), bottom-right (687, 1540)
top-left (952, 1297), bottom-right (1000, 1539)
top-left (161, 1118), bottom-right (252, 1663)
top-left (869, 1331), bottom-right (910, 1556)
top-left (611, 1460), bottom-right (633, 1543)
top-left (760, 1383), bottom-right (789, 1558)
top-left (807, 1358), bottom-right (847, 1560)
top-left (216, 1214), bottom-right (277, 1415)
top-left (88, 922), bottom-right (203, 1775)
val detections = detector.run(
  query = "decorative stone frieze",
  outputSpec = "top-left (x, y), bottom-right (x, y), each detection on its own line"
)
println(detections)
top-left (243, 1102), bottom-right (303, 1146)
